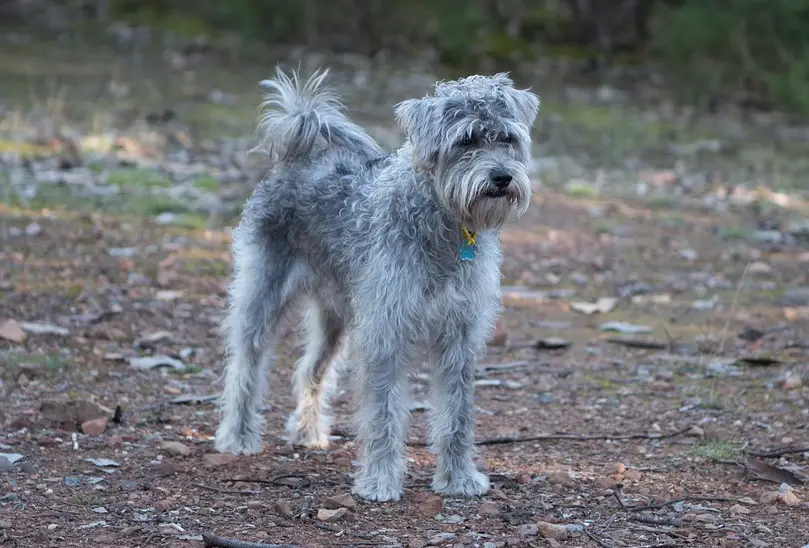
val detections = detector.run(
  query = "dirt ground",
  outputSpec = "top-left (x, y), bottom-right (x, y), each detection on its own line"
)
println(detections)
top-left (2, 17), bottom-right (809, 548)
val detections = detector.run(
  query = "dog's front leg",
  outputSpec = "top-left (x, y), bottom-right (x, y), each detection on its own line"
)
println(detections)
top-left (427, 317), bottom-right (492, 497)
top-left (350, 331), bottom-right (414, 502)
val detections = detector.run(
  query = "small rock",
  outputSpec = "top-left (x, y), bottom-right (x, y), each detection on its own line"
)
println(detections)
top-left (608, 463), bottom-right (626, 475)
top-left (0, 458), bottom-right (12, 473)
top-left (594, 477), bottom-right (618, 489)
top-left (317, 507), bottom-right (347, 522)
top-left (537, 522), bottom-right (569, 540)
top-left (760, 492), bottom-right (779, 504)
top-left (623, 469), bottom-right (642, 481)
top-left (784, 374), bottom-right (802, 390)
top-left (92, 506), bottom-right (108, 514)
top-left (783, 287), bottom-right (809, 306)
top-left (729, 504), bottom-right (751, 514)
top-left (547, 470), bottom-right (577, 488)
top-left (275, 500), bottom-right (293, 518)
top-left (25, 222), bottom-right (42, 236)
top-left (81, 417), bottom-right (108, 436)
top-left (479, 501), bottom-right (500, 516)
top-left (0, 453), bottom-right (23, 465)
top-left (202, 453), bottom-right (239, 467)
top-left (747, 261), bottom-right (772, 275)
top-left (426, 532), bottom-right (457, 546)
top-left (749, 540), bottom-right (770, 548)
top-left (324, 493), bottom-right (356, 510)
top-left (517, 524), bottom-right (538, 538)
top-left (64, 476), bottom-right (82, 487)
top-left (160, 441), bottom-right (191, 457)
top-left (489, 318), bottom-right (509, 346)
top-left (778, 490), bottom-right (801, 506)
top-left (414, 493), bottom-right (443, 516)
top-left (516, 474), bottom-right (532, 484)
top-left (687, 426), bottom-right (705, 437)
top-left (0, 319), bottom-right (26, 344)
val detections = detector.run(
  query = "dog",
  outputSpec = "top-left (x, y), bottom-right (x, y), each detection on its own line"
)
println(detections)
top-left (214, 67), bottom-right (539, 502)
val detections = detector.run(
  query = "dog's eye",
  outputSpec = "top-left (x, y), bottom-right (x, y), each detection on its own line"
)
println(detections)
top-left (457, 134), bottom-right (476, 148)
top-left (501, 134), bottom-right (514, 145)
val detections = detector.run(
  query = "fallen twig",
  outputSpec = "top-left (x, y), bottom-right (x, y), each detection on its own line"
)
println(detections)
top-left (202, 532), bottom-right (299, 548)
top-left (477, 360), bottom-right (530, 372)
top-left (612, 488), bottom-right (627, 510)
top-left (628, 495), bottom-right (738, 512)
top-left (746, 446), bottom-right (809, 458)
top-left (584, 529), bottom-right (614, 548)
top-left (221, 474), bottom-right (310, 488)
top-left (192, 482), bottom-right (261, 496)
top-left (630, 514), bottom-right (682, 527)
top-left (470, 426), bottom-right (693, 446)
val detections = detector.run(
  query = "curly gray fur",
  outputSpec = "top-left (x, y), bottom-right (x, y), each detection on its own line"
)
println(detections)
top-left (215, 67), bottom-right (540, 502)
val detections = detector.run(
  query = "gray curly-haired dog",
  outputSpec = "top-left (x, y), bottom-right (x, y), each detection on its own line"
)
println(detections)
top-left (215, 67), bottom-right (539, 502)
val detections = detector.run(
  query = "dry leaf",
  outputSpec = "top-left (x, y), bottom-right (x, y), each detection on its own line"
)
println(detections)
top-left (570, 297), bottom-right (617, 315)
top-left (744, 458), bottom-right (803, 486)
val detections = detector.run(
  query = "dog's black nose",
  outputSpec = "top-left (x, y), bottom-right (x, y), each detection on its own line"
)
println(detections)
top-left (490, 169), bottom-right (512, 189)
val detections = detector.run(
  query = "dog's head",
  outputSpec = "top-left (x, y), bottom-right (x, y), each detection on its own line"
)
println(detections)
top-left (395, 73), bottom-right (539, 230)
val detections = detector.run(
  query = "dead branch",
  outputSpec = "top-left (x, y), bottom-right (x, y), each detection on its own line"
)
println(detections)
top-left (192, 482), bottom-right (261, 496)
top-left (469, 426), bottom-right (693, 446)
top-left (221, 474), bottom-right (310, 488)
top-left (746, 446), bottom-right (809, 458)
top-left (630, 514), bottom-right (682, 527)
top-left (584, 530), bottom-right (614, 548)
top-left (628, 495), bottom-right (738, 512)
top-left (202, 532), bottom-right (299, 548)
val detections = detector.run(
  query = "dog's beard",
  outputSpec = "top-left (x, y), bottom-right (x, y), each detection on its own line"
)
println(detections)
top-left (439, 159), bottom-right (531, 230)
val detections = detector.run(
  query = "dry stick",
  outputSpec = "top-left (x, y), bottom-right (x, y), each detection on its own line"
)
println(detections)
top-left (192, 482), bottom-right (260, 496)
top-left (468, 426), bottom-right (693, 447)
top-left (584, 529), bottom-right (614, 548)
top-left (746, 446), bottom-right (809, 458)
top-left (202, 533), bottom-right (299, 548)
top-left (628, 495), bottom-right (739, 512)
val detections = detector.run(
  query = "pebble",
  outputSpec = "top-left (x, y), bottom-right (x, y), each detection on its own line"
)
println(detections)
top-left (275, 500), bottom-right (293, 518)
top-left (784, 374), bottom-right (803, 390)
top-left (81, 417), bottom-right (108, 436)
top-left (324, 492), bottom-right (356, 510)
top-left (778, 490), bottom-right (801, 506)
top-left (729, 504), bottom-right (751, 514)
top-left (426, 532), bottom-right (456, 545)
top-left (478, 501), bottom-right (500, 516)
top-left (0, 458), bottom-right (12, 473)
top-left (623, 468), bottom-right (642, 481)
top-left (317, 507), bottom-right (347, 522)
top-left (64, 475), bottom-right (82, 487)
top-left (202, 453), bottom-right (239, 467)
top-left (537, 522), bottom-right (569, 540)
top-left (517, 524), bottom-right (538, 538)
top-left (608, 462), bottom-right (626, 475)
top-left (160, 441), bottom-right (191, 457)
top-left (594, 477), bottom-right (618, 489)
top-left (414, 492), bottom-right (443, 516)
top-left (547, 470), bottom-right (577, 488)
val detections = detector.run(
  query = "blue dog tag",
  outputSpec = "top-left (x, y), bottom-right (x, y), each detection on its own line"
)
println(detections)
top-left (459, 242), bottom-right (478, 262)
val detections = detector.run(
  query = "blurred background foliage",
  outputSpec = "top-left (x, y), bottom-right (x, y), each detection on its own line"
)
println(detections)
top-left (4, 0), bottom-right (809, 117)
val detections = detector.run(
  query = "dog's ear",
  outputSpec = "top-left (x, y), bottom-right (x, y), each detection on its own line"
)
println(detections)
top-left (394, 98), bottom-right (442, 173)
top-left (504, 87), bottom-right (540, 130)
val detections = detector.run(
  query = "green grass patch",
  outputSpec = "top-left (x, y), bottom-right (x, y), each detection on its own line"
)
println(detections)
top-left (106, 168), bottom-right (172, 189)
top-left (691, 438), bottom-right (743, 461)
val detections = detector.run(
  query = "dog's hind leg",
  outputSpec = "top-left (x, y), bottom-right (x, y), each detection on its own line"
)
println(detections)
top-left (286, 298), bottom-right (345, 449)
top-left (215, 230), bottom-right (300, 455)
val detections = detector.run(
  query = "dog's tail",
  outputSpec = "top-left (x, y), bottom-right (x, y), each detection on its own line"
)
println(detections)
top-left (252, 67), bottom-right (382, 164)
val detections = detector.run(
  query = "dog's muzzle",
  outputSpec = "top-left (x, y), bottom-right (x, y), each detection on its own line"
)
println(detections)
top-left (484, 168), bottom-right (513, 198)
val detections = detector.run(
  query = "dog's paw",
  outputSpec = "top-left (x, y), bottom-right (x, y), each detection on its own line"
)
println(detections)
top-left (352, 473), bottom-right (404, 502)
top-left (214, 428), bottom-right (263, 456)
top-left (432, 469), bottom-right (489, 497)
top-left (286, 412), bottom-right (331, 450)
